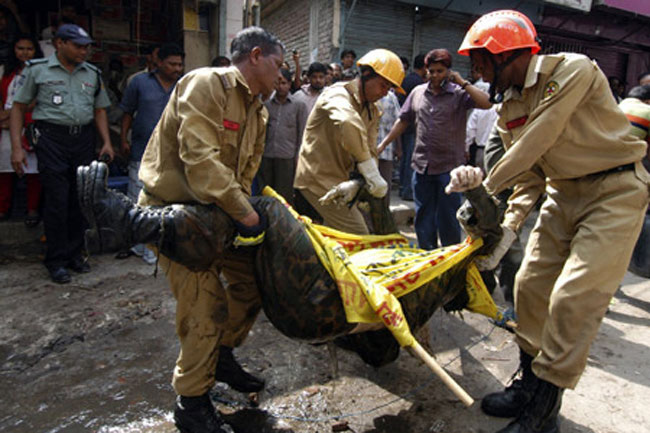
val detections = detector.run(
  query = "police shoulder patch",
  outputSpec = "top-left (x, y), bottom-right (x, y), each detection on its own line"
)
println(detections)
top-left (543, 80), bottom-right (559, 99)
top-left (219, 72), bottom-right (234, 90)
top-left (85, 62), bottom-right (101, 73)
top-left (25, 58), bottom-right (48, 67)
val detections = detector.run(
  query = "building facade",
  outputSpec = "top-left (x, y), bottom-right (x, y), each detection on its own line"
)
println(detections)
top-left (261, 0), bottom-right (650, 87)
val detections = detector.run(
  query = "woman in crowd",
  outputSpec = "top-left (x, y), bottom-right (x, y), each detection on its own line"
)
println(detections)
top-left (0, 33), bottom-right (43, 225)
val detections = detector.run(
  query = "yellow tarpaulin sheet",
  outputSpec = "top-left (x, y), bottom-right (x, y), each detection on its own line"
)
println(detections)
top-left (263, 187), bottom-right (502, 348)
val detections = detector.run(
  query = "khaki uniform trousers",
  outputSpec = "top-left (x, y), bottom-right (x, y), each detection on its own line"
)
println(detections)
top-left (300, 188), bottom-right (370, 235)
top-left (515, 163), bottom-right (649, 389)
top-left (158, 248), bottom-right (261, 397)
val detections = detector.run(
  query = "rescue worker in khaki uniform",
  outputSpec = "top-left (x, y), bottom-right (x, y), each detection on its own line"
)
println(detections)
top-left (446, 10), bottom-right (650, 433)
top-left (294, 49), bottom-right (405, 234)
top-left (136, 27), bottom-right (284, 433)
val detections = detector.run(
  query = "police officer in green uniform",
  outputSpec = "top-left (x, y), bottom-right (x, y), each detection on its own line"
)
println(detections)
top-left (9, 24), bottom-right (114, 284)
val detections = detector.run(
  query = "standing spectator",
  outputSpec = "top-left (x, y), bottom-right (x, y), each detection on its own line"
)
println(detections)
top-left (639, 71), bottom-right (650, 86)
top-left (620, 84), bottom-right (650, 171)
top-left (294, 49), bottom-right (404, 235)
top-left (119, 44), bottom-right (159, 94)
top-left (259, 68), bottom-right (306, 205)
top-left (293, 61), bottom-right (327, 119)
top-left (619, 84), bottom-right (650, 144)
top-left (340, 49), bottom-right (358, 80)
top-left (325, 63), bottom-right (334, 86)
top-left (396, 53), bottom-right (426, 200)
top-left (118, 42), bottom-right (183, 264)
top-left (135, 27), bottom-right (284, 432)
top-left (400, 56), bottom-right (410, 75)
top-left (376, 90), bottom-right (401, 206)
top-left (450, 11), bottom-right (650, 432)
top-left (39, 4), bottom-right (78, 59)
top-left (0, 34), bottom-right (43, 225)
top-left (211, 55), bottom-right (230, 67)
top-left (10, 24), bottom-right (114, 284)
top-left (465, 104), bottom-right (498, 170)
top-left (469, 63), bottom-right (490, 92)
top-left (608, 76), bottom-right (625, 103)
top-left (41, 4), bottom-right (77, 40)
top-left (379, 48), bottom-right (490, 249)
top-left (330, 62), bottom-right (342, 83)
top-left (619, 85), bottom-right (650, 278)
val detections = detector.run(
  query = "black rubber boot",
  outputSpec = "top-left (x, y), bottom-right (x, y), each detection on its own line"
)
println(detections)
top-left (482, 349), bottom-right (538, 418)
top-left (77, 161), bottom-right (235, 272)
top-left (495, 378), bottom-right (564, 433)
top-left (214, 346), bottom-right (264, 393)
top-left (174, 394), bottom-right (227, 433)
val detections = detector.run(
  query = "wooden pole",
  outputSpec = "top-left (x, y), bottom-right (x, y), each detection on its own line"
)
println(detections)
top-left (410, 341), bottom-right (475, 407)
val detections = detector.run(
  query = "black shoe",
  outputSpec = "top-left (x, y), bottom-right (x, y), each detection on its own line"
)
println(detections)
top-left (495, 378), bottom-right (564, 433)
top-left (48, 266), bottom-right (71, 284)
top-left (482, 349), bottom-right (538, 418)
top-left (215, 346), bottom-right (264, 393)
top-left (67, 257), bottom-right (91, 273)
top-left (174, 394), bottom-right (227, 433)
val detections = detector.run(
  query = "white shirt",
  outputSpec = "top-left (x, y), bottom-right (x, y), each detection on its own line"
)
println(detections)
top-left (466, 106), bottom-right (498, 151)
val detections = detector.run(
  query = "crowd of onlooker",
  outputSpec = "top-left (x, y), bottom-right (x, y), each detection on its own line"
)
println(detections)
top-left (1, 2), bottom-right (649, 284)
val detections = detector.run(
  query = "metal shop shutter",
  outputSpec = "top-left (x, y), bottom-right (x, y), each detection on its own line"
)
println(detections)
top-left (343, 0), bottom-right (416, 62)
top-left (540, 33), bottom-right (628, 84)
top-left (418, 11), bottom-right (472, 77)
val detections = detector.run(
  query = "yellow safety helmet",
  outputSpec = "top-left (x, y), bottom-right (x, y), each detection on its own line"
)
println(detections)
top-left (357, 49), bottom-right (405, 94)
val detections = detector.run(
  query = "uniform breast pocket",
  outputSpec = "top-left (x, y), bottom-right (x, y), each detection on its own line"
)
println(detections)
top-left (39, 84), bottom-right (68, 107)
top-left (79, 81), bottom-right (97, 105)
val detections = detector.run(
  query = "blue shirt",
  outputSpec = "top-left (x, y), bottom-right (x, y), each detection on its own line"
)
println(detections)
top-left (119, 71), bottom-right (176, 161)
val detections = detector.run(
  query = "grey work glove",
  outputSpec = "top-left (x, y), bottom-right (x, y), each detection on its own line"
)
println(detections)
top-left (357, 158), bottom-right (388, 198)
top-left (475, 225), bottom-right (517, 271)
top-left (319, 179), bottom-right (362, 207)
top-left (445, 165), bottom-right (484, 194)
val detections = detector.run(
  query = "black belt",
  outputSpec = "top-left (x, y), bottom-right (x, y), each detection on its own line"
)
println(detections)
top-left (589, 163), bottom-right (635, 177)
top-left (36, 121), bottom-right (92, 136)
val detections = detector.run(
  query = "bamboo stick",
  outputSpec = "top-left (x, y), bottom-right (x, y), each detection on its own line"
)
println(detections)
top-left (411, 341), bottom-right (475, 407)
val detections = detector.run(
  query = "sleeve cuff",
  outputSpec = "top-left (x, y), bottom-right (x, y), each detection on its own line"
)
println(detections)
top-left (218, 193), bottom-right (255, 221)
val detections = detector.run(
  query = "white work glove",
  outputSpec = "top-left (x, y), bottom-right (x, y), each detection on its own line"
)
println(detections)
top-left (319, 179), bottom-right (362, 207)
top-left (475, 226), bottom-right (517, 271)
top-left (357, 158), bottom-right (388, 198)
top-left (445, 165), bottom-right (484, 194)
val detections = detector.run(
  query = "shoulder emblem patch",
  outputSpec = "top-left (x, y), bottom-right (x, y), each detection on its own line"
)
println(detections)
top-left (544, 80), bottom-right (559, 98)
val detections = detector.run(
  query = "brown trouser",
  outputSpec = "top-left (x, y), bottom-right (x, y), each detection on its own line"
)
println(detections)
top-left (516, 162), bottom-right (649, 389)
top-left (299, 187), bottom-right (370, 235)
top-left (158, 248), bottom-right (261, 397)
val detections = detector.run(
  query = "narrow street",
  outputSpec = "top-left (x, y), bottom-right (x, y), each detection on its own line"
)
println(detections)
top-left (1, 202), bottom-right (648, 433)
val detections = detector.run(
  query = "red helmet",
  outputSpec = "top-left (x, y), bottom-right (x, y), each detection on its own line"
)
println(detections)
top-left (458, 10), bottom-right (540, 56)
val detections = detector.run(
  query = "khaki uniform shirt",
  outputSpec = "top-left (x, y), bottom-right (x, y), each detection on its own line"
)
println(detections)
top-left (483, 53), bottom-right (647, 231)
top-left (294, 80), bottom-right (380, 197)
top-left (138, 66), bottom-right (267, 220)
top-left (14, 53), bottom-right (111, 126)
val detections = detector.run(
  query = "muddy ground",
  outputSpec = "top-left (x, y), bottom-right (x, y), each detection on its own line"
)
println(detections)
top-left (1, 220), bottom-right (649, 433)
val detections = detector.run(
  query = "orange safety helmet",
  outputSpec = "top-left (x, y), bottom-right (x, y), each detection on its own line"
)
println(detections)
top-left (458, 10), bottom-right (541, 56)
top-left (357, 48), bottom-right (406, 94)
